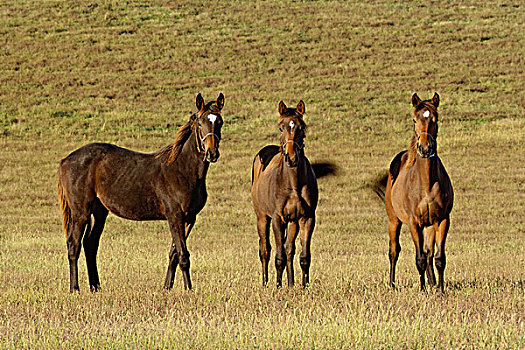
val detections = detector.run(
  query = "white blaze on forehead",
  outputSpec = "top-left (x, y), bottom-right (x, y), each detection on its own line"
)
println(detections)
top-left (208, 114), bottom-right (218, 123)
top-left (423, 110), bottom-right (430, 118)
top-left (289, 120), bottom-right (295, 130)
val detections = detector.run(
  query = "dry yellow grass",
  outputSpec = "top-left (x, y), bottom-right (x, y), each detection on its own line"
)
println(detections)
top-left (0, 1), bottom-right (523, 348)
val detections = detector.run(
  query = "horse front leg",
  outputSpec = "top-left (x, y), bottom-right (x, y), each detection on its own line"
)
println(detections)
top-left (271, 215), bottom-right (287, 288)
top-left (164, 239), bottom-right (179, 290)
top-left (284, 221), bottom-right (298, 287)
top-left (435, 217), bottom-right (450, 295)
top-left (423, 226), bottom-right (437, 288)
top-left (299, 216), bottom-right (315, 287)
top-left (409, 219), bottom-right (427, 292)
top-left (165, 212), bottom-right (191, 290)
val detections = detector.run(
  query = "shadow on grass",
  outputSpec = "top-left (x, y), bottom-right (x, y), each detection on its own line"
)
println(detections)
top-left (447, 277), bottom-right (525, 291)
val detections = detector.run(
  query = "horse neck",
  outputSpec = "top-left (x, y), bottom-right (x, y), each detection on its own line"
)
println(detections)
top-left (414, 155), bottom-right (439, 191)
top-left (279, 153), bottom-right (305, 191)
top-left (173, 128), bottom-right (209, 180)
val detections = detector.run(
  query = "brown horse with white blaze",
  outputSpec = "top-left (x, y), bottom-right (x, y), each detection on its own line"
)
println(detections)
top-left (57, 93), bottom-right (224, 292)
top-left (251, 100), bottom-right (318, 288)
top-left (385, 92), bottom-right (453, 294)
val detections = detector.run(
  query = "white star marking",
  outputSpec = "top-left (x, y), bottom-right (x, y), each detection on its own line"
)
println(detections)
top-left (208, 114), bottom-right (218, 123)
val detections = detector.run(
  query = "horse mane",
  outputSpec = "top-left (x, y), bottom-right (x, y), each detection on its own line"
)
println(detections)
top-left (406, 134), bottom-right (418, 167)
top-left (155, 113), bottom-right (197, 165)
top-left (155, 100), bottom-right (222, 165)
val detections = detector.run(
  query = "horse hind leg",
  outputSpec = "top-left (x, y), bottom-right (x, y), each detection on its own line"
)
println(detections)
top-left (67, 214), bottom-right (90, 292)
top-left (58, 165), bottom-right (95, 292)
top-left (388, 218), bottom-right (402, 289)
top-left (83, 198), bottom-right (108, 292)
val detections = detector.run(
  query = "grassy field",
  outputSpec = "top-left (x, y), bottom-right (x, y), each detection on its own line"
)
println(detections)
top-left (1, 1), bottom-right (523, 348)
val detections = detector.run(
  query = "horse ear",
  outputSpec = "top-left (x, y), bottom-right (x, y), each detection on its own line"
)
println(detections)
top-left (431, 92), bottom-right (440, 107)
top-left (196, 93), bottom-right (204, 111)
top-left (296, 100), bottom-right (305, 115)
top-left (278, 101), bottom-right (287, 115)
top-left (216, 93), bottom-right (224, 110)
top-left (411, 93), bottom-right (421, 107)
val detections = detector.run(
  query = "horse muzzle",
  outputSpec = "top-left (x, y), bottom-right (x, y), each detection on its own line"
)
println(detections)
top-left (201, 132), bottom-right (220, 163)
top-left (416, 134), bottom-right (436, 158)
top-left (283, 152), bottom-right (299, 167)
top-left (205, 148), bottom-right (220, 163)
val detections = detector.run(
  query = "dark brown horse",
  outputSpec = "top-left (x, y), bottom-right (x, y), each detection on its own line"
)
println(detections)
top-left (57, 93), bottom-right (224, 292)
top-left (385, 92), bottom-right (453, 293)
top-left (251, 100), bottom-right (318, 288)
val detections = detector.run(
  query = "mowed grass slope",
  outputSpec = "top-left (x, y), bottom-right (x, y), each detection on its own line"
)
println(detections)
top-left (0, 1), bottom-right (523, 348)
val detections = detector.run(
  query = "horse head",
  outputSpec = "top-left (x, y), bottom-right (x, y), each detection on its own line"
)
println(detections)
top-left (195, 93), bottom-right (224, 163)
top-left (277, 100), bottom-right (307, 167)
top-left (412, 92), bottom-right (439, 158)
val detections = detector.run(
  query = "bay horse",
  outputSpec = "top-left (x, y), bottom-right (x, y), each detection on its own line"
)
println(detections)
top-left (384, 92), bottom-right (453, 294)
top-left (251, 100), bottom-right (318, 288)
top-left (57, 93), bottom-right (224, 292)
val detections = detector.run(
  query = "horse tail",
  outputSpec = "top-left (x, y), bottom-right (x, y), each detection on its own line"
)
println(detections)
top-left (311, 162), bottom-right (338, 180)
top-left (369, 172), bottom-right (388, 201)
top-left (57, 173), bottom-right (71, 238)
top-left (368, 151), bottom-right (408, 202)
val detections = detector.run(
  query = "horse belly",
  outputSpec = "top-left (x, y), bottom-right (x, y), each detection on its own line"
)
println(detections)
top-left (390, 182), bottom-right (409, 224)
top-left (94, 166), bottom-right (165, 220)
top-left (183, 186), bottom-right (207, 216)
top-left (251, 171), bottom-right (276, 217)
top-left (97, 188), bottom-right (164, 220)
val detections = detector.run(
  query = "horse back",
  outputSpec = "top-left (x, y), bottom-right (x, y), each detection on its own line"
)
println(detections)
top-left (389, 150), bottom-right (407, 186)
top-left (59, 143), bottom-right (167, 220)
top-left (252, 145), bottom-right (280, 184)
top-left (385, 150), bottom-right (408, 222)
